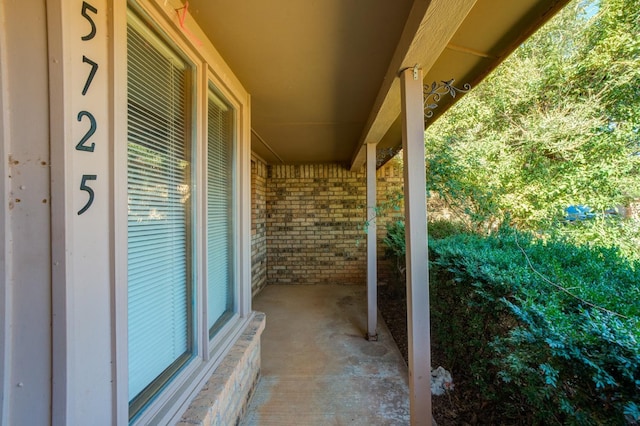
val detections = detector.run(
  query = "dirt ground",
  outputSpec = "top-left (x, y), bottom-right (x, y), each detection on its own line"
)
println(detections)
top-left (378, 283), bottom-right (499, 426)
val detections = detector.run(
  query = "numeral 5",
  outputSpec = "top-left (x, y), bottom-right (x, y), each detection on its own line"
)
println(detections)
top-left (78, 174), bottom-right (97, 215)
top-left (81, 2), bottom-right (98, 41)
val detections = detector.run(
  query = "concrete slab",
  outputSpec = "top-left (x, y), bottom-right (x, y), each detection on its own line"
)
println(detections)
top-left (242, 284), bottom-right (410, 426)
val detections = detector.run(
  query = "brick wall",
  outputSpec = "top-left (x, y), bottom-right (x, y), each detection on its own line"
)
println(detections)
top-left (248, 154), bottom-right (404, 289)
top-left (251, 156), bottom-right (268, 295)
top-left (178, 313), bottom-right (265, 426)
top-left (266, 164), bottom-right (367, 285)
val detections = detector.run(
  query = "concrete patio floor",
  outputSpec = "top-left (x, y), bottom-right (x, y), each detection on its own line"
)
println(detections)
top-left (241, 284), bottom-right (411, 426)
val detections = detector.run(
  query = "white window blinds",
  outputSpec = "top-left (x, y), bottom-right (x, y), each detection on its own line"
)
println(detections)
top-left (127, 12), bottom-right (193, 414)
top-left (206, 89), bottom-right (235, 335)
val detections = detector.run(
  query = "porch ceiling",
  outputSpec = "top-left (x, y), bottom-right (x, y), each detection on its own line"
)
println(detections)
top-left (189, 0), bottom-right (569, 167)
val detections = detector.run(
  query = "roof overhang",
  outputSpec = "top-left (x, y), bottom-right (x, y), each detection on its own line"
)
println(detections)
top-left (188, 0), bottom-right (570, 168)
top-left (349, 0), bottom-right (571, 171)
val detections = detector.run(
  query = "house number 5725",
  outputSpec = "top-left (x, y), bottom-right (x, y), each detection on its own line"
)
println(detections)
top-left (77, 1), bottom-right (98, 216)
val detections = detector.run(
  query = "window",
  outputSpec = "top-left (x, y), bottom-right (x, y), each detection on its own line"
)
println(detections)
top-left (125, 6), bottom-right (244, 423)
top-left (126, 11), bottom-right (194, 419)
top-left (206, 88), bottom-right (235, 337)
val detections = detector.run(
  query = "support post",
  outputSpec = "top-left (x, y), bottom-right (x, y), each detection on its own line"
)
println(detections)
top-left (400, 66), bottom-right (432, 425)
top-left (366, 143), bottom-right (378, 341)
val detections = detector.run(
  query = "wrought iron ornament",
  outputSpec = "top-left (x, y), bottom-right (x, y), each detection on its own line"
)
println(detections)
top-left (373, 77), bottom-right (470, 166)
top-left (423, 79), bottom-right (471, 121)
top-left (376, 147), bottom-right (401, 167)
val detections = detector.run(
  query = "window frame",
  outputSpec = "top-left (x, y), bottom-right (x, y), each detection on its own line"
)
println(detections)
top-left (126, 8), bottom-right (197, 420)
top-left (116, 1), bottom-right (253, 424)
top-left (202, 77), bottom-right (243, 355)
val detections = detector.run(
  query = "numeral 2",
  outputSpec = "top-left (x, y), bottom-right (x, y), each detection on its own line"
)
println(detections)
top-left (82, 56), bottom-right (99, 96)
top-left (81, 2), bottom-right (98, 41)
top-left (78, 174), bottom-right (97, 215)
top-left (76, 111), bottom-right (96, 152)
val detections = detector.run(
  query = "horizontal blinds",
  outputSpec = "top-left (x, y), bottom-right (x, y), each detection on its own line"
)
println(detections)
top-left (207, 89), bottom-right (234, 333)
top-left (127, 12), bottom-right (192, 407)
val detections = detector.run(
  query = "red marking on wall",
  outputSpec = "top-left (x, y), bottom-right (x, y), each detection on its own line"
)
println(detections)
top-left (175, 1), bottom-right (202, 47)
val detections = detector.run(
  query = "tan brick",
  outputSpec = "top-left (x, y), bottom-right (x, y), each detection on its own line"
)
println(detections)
top-left (255, 159), bottom-right (404, 286)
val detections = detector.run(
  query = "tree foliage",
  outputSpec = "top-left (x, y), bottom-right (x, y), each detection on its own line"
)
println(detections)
top-left (424, 0), bottom-right (640, 235)
top-left (380, 3), bottom-right (640, 422)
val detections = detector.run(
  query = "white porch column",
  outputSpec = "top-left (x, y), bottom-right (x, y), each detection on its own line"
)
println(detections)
top-left (400, 66), bottom-right (432, 425)
top-left (366, 142), bottom-right (378, 341)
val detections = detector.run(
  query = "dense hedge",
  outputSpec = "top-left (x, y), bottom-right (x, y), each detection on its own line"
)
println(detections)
top-left (384, 222), bottom-right (640, 424)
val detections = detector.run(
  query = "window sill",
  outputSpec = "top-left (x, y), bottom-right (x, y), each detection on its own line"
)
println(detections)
top-left (176, 311), bottom-right (266, 426)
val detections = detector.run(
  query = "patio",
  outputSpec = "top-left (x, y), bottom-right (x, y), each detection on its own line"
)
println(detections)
top-left (242, 284), bottom-right (420, 425)
top-left (1, 1), bottom-right (573, 423)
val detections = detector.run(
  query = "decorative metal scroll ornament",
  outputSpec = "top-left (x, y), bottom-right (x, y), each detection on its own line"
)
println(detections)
top-left (423, 79), bottom-right (471, 121)
top-left (376, 147), bottom-right (401, 167)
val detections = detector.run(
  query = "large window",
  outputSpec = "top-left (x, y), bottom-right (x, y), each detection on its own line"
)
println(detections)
top-left (125, 7), bottom-right (242, 423)
top-left (127, 11), bottom-right (193, 418)
top-left (206, 88), bottom-right (235, 336)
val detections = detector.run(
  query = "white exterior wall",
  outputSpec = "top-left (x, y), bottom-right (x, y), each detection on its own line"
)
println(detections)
top-left (48, 0), bottom-right (115, 422)
top-left (0, 1), bottom-right (255, 424)
top-left (1, 1), bottom-right (52, 424)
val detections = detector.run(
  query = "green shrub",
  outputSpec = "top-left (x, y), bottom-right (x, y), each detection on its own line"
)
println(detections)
top-left (382, 220), bottom-right (470, 295)
top-left (382, 220), bottom-right (406, 296)
top-left (428, 219), bottom-right (471, 239)
top-left (383, 220), bottom-right (406, 262)
top-left (385, 223), bottom-right (640, 424)
top-left (429, 228), bottom-right (639, 424)
top-left (382, 219), bottom-right (470, 267)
